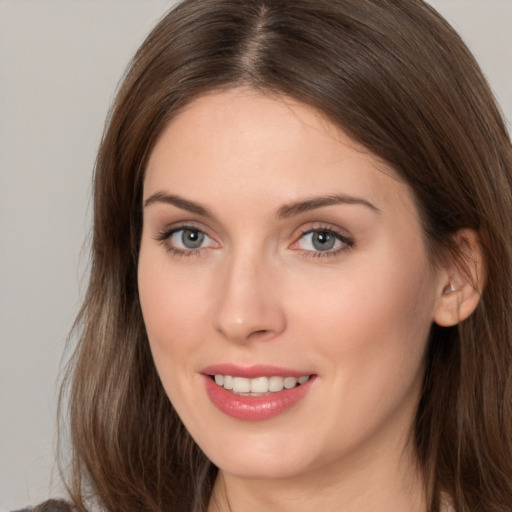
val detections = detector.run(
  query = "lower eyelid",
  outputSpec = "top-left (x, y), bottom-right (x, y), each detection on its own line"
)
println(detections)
top-left (163, 245), bottom-right (207, 257)
top-left (300, 240), bottom-right (354, 259)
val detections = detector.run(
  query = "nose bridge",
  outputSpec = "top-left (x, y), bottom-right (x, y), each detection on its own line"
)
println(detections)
top-left (213, 243), bottom-right (286, 342)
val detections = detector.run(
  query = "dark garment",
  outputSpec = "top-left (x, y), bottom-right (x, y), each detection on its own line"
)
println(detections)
top-left (12, 499), bottom-right (72, 512)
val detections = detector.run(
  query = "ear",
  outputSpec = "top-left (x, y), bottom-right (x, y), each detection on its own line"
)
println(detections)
top-left (433, 229), bottom-right (485, 327)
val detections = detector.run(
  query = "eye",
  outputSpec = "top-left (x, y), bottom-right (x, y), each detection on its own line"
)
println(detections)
top-left (169, 228), bottom-right (213, 250)
top-left (154, 225), bottom-right (217, 255)
top-left (293, 228), bottom-right (354, 255)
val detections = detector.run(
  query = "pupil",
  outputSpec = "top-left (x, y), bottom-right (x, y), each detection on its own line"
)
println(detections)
top-left (182, 229), bottom-right (204, 249)
top-left (312, 231), bottom-right (335, 251)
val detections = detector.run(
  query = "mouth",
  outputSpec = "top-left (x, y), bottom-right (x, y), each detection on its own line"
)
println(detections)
top-left (202, 365), bottom-right (316, 421)
top-left (210, 374), bottom-right (311, 396)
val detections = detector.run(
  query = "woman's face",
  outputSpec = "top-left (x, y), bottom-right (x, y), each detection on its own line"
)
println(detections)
top-left (138, 89), bottom-right (447, 482)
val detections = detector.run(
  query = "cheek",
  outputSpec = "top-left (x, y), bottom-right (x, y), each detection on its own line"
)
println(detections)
top-left (310, 238), bottom-right (435, 340)
top-left (137, 249), bottom-right (211, 371)
top-left (292, 248), bottom-right (437, 397)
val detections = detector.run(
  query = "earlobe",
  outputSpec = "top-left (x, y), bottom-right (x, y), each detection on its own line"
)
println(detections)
top-left (433, 229), bottom-right (485, 327)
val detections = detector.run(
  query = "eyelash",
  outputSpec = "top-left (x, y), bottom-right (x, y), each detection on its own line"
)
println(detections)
top-left (154, 225), bottom-right (214, 257)
top-left (154, 224), bottom-right (355, 259)
top-left (293, 225), bottom-right (355, 259)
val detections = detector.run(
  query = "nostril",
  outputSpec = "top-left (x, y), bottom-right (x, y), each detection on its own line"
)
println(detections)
top-left (253, 329), bottom-right (269, 336)
top-left (247, 329), bottom-right (271, 340)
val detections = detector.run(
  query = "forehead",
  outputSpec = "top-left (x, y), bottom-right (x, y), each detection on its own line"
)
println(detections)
top-left (144, 88), bottom-right (417, 221)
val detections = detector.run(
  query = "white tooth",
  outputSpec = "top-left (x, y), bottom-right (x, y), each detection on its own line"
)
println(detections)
top-left (214, 375), bottom-right (224, 386)
top-left (284, 377), bottom-right (298, 389)
top-left (233, 377), bottom-right (251, 393)
top-left (223, 375), bottom-right (234, 390)
top-left (298, 375), bottom-right (310, 385)
top-left (250, 376), bottom-right (269, 393)
top-left (268, 376), bottom-right (284, 392)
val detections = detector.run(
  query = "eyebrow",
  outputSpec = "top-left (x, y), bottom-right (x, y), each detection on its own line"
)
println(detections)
top-left (276, 194), bottom-right (380, 218)
top-left (144, 192), bottom-right (213, 217)
top-left (143, 191), bottom-right (380, 218)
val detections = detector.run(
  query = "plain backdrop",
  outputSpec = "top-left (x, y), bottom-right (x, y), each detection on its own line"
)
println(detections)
top-left (0, 1), bottom-right (511, 510)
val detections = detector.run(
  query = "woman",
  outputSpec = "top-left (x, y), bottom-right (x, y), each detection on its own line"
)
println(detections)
top-left (23, 0), bottom-right (512, 511)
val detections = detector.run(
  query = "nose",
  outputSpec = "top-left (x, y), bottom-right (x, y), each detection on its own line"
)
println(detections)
top-left (212, 249), bottom-right (286, 343)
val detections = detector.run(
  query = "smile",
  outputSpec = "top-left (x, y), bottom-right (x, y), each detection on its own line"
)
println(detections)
top-left (202, 366), bottom-right (316, 421)
top-left (213, 374), bottom-right (311, 395)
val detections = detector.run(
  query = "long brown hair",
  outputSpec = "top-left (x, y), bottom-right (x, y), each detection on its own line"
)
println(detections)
top-left (59, 1), bottom-right (512, 510)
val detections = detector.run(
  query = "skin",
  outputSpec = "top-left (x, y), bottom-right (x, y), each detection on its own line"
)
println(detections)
top-left (138, 88), bottom-right (457, 512)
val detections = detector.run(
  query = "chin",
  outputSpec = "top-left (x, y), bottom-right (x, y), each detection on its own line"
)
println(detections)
top-left (213, 453), bottom-right (312, 481)
top-left (196, 427), bottom-right (322, 481)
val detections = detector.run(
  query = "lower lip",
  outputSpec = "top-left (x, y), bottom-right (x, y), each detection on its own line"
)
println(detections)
top-left (203, 375), bottom-right (315, 421)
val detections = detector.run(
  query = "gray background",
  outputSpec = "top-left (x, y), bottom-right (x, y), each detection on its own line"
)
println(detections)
top-left (1, 1), bottom-right (511, 510)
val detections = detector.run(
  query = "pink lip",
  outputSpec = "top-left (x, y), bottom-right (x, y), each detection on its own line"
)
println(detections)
top-left (201, 365), bottom-right (316, 421)
top-left (201, 363), bottom-right (310, 379)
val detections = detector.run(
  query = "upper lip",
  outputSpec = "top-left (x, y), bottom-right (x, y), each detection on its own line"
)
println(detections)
top-left (201, 364), bottom-right (313, 379)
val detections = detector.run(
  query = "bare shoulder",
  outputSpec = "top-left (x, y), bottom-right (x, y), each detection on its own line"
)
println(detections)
top-left (13, 499), bottom-right (73, 512)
